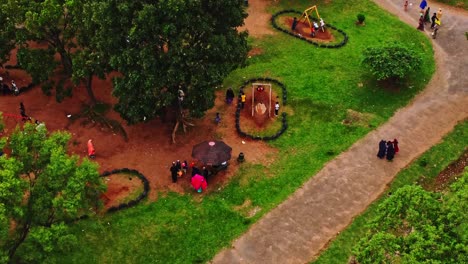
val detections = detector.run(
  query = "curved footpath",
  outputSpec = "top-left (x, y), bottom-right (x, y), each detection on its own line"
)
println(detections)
top-left (212, 1), bottom-right (468, 263)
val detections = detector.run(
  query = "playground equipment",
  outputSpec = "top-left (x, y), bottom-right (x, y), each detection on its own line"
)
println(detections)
top-left (298, 5), bottom-right (322, 36)
top-left (251, 83), bottom-right (272, 118)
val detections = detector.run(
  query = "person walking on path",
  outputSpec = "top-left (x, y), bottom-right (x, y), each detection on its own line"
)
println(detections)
top-left (404, 0), bottom-right (408, 11)
top-left (432, 18), bottom-right (441, 38)
top-left (274, 102), bottom-right (280, 116)
top-left (377, 139), bottom-right (387, 159)
top-left (226, 87), bottom-right (235, 104)
top-left (424, 7), bottom-right (431, 23)
top-left (170, 162), bottom-right (178, 183)
top-left (393, 138), bottom-right (399, 154)
top-left (417, 14), bottom-right (425, 31)
top-left (437, 8), bottom-right (443, 24)
top-left (419, 0), bottom-right (427, 11)
top-left (87, 139), bottom-right (96, 159)
top-left (386, 141), bottom-right (395, 161)
top-left (431, 12), bottom-right (437, 28)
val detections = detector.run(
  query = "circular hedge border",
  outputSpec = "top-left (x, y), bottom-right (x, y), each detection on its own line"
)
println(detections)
top-left (101, 168), bottom-right (150, 213)
top-left (236, 77), bottom-right (288, 141)
top-left (271, 10), bottom-right (348, 48)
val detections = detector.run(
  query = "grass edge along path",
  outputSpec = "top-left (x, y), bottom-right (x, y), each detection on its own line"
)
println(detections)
top-left (314, 120), bottom-right (468, 264)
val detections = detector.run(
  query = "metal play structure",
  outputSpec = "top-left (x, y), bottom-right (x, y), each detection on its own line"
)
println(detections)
top-left (298, 5), bottom-right (321, 35)
top-left (251, 83), bottom-right (272, 117)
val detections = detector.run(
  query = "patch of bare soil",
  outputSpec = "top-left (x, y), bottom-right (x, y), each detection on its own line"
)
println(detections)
top-left (101, 173), bottom-right (144, 209)
top-left (433, 149), bottom-right (467, 191)
top-left (238, 0), bottom-right (277, 37)
top-left (283, 17), bottom-right (335, 42)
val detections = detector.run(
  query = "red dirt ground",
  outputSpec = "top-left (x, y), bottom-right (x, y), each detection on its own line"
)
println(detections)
top-left (284, 17), bottom-right (334, 42)
top-left (0, 50), bottom-right (277, 204)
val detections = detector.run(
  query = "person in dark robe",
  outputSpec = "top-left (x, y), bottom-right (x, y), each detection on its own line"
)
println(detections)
top-left (377, 140), bottom-right (387, 159)
top-left (424, 7), bottom-right (431, 23)
top-left (192, 166), bottom-right (201, 177)
top-left (430, 12), bottom-right (437, 28)
top-left (202, 166), bottom-right (209, 178)
top-left (19, 102), bottom-right (28, 120)
top-left (386, 141), bottom-right (395, 161)
top-left (291, 17), bottom-right (298, 31)
top-left (226, 87), bottom-right (235, 104)
top-left (170, 162), bottom-right (178, 183)
top-left (417, 15), bottom-right (425, 31)
top-left (393, 138), bottom-right (399, 154)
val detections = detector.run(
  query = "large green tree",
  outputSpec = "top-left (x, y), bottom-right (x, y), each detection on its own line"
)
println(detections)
top-left (0, 0), bottom-right (106, 103)
top-left (93, 0), bottom-right (249, 126)
top-left (353, 172), bottom-right (468, 263)
top-left (0, 122), bottom-right (106, 263)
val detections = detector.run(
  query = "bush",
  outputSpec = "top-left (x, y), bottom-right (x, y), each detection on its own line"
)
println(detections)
top-left (357, 14), bottom-right (365, 24)
top-left (362, 44), bottom-right (422, 81)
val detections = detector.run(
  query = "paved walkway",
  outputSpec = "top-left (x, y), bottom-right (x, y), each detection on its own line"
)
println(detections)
top-left (212, 1), bottom-right (468, 263)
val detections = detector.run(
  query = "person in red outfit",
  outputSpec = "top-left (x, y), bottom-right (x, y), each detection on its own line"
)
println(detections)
top-left (393, 139), bottom-right (399, 153)
top-left (87, 139), bottom-right (96, 159)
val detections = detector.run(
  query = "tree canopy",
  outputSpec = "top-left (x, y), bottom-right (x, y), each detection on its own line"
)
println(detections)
top-left (353, 171), bottom-right (468, 263)
top-left (362, 44), bottom-right (422, 81)
top-left (1, 0), bottom-right (249, 123)
top-left (0, 122), bottom-right (106, 263)
top-left (95, 0), bottom-right (249, 123)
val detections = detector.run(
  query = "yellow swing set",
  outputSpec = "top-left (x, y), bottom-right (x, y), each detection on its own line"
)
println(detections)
top-left (298, 5), bottom-right (321, 35)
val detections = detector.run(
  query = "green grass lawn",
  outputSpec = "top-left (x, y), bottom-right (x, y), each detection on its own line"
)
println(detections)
top-left (49, 1), bottom-right (437, 263)
top-left (314, 121), bottom-right (468, 264)
top-left (435, 0), bottom-right (468, 10)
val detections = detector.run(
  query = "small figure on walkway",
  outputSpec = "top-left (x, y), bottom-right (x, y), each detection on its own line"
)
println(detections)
top-left (417, 14), bottom-right (425, 31)
top-left (404, 0), bottom-right (408, 11)
top-left (87, 139), bottom-right (96, 159)
top-left (432, 18), bottom-right (441, 38)
top-left (240, 92), bottom-right (246, 109)
top-left (11, 80), bottom-right (19, 96)
top-left (274, 102), bottom-right (280, 116)
top-left (419, 0), bottom-right (427, 11)
top-left (392, 138), bottom-right (399, 154)
top-left (386, 141), bottom-right (395, 161)
top-left (182, 160), bottom-right (188, 175)
top-left (291, 17), bottom-right (298, 31)
top-left (19, 102), bottom-right (28, 120)
top-left (215, 112), bottom-right (221, 124)
top-left (176, 160), bottom-right (182, 171)
top-left (377, 139), bottom-right (387, 159)
top-left (437, 8), bottom-right (443, 21)
top-left (226, 87), bottom-right (235, 104)
top-left (170, 162), bottom-right (178, 183)
top-left (430, 12), bottom-right (437, 28)
top-left (202, 166), bottom-right (209, 178)
top-left (424, 7), bottom-right (431, 23)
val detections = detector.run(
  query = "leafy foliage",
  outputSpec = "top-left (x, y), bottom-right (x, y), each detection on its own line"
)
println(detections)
top-left (0, 123), bottom-right (106, 263)
top-left (90, 0), bottom-right (249, 123)
top-left (362, 44), bottom-right (422, 81)
top-left (357, 14), bottom-right (365, 23)
top-left (354, 172), bottom-right (468, 264)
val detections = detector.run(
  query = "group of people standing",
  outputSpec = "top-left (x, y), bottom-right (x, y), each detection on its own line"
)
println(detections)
top-left (170, 160), bottom-right (188, 183)
top-left (413, 0), bottom-right (442, 38)
top-left (377, 139), bottom-right (399, 161)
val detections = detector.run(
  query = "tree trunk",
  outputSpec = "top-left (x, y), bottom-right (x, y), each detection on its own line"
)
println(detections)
top-left (86, 74), bottom-right (97, 105)
top-left (57, 46), bottom-right (73, 76)
top-left (8, 224), bottom-right (30, 261)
